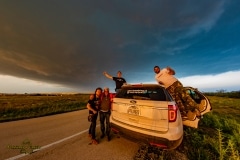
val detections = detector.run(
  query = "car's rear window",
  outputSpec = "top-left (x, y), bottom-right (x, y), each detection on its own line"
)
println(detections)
top-left (115, 86), bottom-right (167, 101)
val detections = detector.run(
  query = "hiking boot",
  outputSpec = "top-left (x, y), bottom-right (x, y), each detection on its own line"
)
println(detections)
top-left (194, 109), bottom-right (201, 117)
top-left (92, 139), bottom-right (98, 145)
top-left (198, 99), bottom-right (207, 112)
top-left (88, 134), bottom-right (92, 139)
top-left (181, 111), bottom-right (188, 120)
top-left (100, 134), bottom-right (105, 139)
top-left (187, 111), bottom-right (197, 121)
top-left (107, 135), bottom-right (111, 141)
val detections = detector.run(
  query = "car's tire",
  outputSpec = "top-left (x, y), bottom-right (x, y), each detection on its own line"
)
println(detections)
top-left (167, 135), bottom-right (183, 150)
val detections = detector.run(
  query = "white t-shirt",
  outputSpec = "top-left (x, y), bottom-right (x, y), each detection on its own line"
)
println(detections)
top-left (155, 68), bottom-right (177, 88)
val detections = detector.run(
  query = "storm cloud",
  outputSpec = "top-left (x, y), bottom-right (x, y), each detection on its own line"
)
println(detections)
top-left (0, 0), bottom-right (239, 92)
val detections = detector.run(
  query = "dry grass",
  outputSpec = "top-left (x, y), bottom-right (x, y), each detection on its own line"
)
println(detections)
top-left (0, 93), bottom-right (90, 122)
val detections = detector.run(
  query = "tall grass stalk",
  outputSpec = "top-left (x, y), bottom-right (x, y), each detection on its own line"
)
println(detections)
top-left (217, 129), bottom-right (226, 160)
top-left (228, 140), bottom-right (239, 160)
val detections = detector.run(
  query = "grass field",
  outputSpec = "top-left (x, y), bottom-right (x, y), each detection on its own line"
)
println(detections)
top-left (0, 94), bottom-right (239, 159)
top-left (180, 96), bottom-right (240, 160)
top-left (0, 93), bottom-right (90, 122)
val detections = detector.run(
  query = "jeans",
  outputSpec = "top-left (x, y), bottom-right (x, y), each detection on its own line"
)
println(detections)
top-left (99, 111), bottom-right (111, 136)
top-left (88, 113), bottom-right (98, 139)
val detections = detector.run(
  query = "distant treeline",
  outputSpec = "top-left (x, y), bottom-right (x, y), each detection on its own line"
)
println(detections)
top-left (204, 90), bottom-right (240, 98)
top-left (0, 93), bottom-right (90, 96)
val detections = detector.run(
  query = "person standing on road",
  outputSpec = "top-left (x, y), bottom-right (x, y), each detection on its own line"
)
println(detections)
top-left (99, 87), bottom-right (113, 141)
top-left (86, 87), bottom-right (102, 145)
top-left (103, 71), bottom-right (127, 92)
top-left (153, 66), bottom-right (205, 120)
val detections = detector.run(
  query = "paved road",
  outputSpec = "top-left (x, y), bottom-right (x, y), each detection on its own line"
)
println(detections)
top-left (0, 110), bottom-right (139, 160)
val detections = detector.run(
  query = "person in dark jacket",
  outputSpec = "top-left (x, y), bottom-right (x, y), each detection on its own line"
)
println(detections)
top-left (86, 87), bottom-right (102, 144)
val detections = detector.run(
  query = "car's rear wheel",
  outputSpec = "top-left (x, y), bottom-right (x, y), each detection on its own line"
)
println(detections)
top-left (167, 135), bottom-right (183, 150)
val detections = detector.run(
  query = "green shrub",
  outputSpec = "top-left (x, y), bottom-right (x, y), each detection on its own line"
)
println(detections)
top-left (182, 112), bottom-right (240, 160)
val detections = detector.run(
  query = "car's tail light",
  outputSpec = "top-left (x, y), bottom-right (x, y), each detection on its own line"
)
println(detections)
top-left (168, 104), bottom-right (178, 122)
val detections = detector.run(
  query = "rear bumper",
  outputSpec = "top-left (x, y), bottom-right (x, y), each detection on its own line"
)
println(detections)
top-left (110, 122), bottom-right (183, 149)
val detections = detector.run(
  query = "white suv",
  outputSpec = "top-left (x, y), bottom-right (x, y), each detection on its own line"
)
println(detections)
top-left (110, 84), bottom-right (211, 149)
top-left (110, 84), bottom-right (183, 149)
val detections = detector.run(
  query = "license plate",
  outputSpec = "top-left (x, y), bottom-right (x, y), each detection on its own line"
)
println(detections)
top-left (127, 106), bottom-right (140, 115)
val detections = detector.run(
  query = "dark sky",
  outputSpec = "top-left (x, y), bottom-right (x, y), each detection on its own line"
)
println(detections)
top-left (0, 0), bottom-right (240, 93)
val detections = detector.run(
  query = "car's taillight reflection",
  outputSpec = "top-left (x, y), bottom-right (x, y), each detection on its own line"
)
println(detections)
top-left (168, 104), bottom-right (178, 122)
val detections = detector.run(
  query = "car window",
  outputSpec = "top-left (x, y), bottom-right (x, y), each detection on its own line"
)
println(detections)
top-left (116, 87), bottom-right (167, 101)
top-left (186, 89), bottom-right (200, 100)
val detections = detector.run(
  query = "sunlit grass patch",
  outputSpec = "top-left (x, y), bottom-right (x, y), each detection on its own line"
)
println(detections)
top-left (0, 94), bottom-right (90, 122)
top-left (181, 96), bottom-right (240, 160)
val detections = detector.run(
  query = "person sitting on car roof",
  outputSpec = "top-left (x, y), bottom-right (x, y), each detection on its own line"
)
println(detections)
top-left (153, 65), bottom-right (205, 120)
top-left (103, 71), bottom-right (127, 92)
